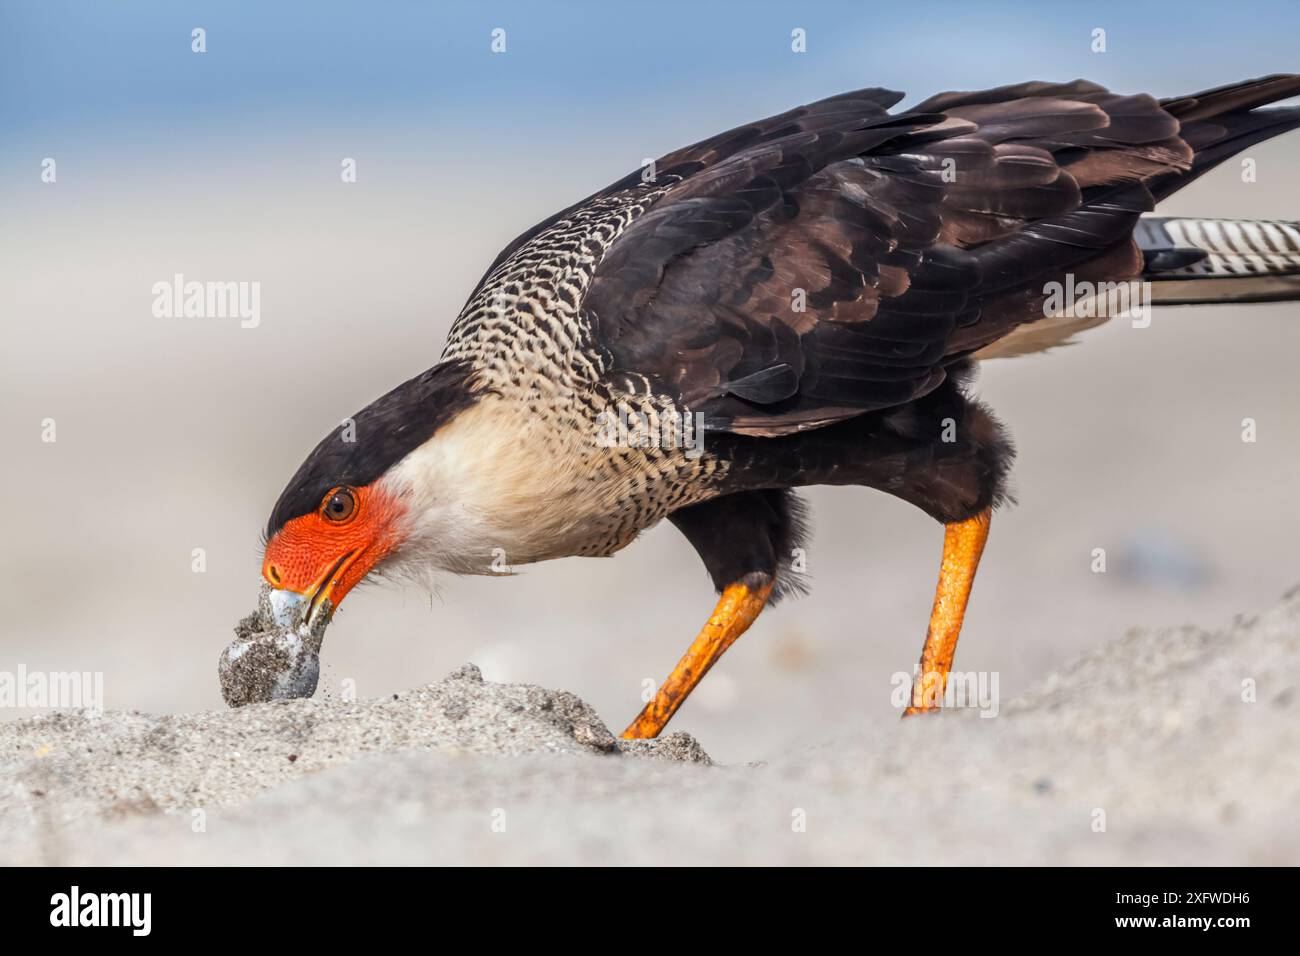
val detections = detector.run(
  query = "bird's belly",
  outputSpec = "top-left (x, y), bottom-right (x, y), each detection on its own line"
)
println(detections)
top-left (503, 446), bottom-right (728, 564)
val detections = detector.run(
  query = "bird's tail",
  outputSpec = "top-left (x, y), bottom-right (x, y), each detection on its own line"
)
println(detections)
top-left (1140, 75), bottom-right (1300, 305)
top-left (975, 77), bottom-right (1300, 359)
top-left (1139, 216), bottom-right (1300, 304)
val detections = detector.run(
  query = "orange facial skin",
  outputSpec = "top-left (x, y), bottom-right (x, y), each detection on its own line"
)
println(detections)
top-left (262, 483), bottom-right (407, 616)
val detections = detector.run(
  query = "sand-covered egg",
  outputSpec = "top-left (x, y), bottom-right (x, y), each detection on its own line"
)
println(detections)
top-left (219, 584), bottom-right (331, 707)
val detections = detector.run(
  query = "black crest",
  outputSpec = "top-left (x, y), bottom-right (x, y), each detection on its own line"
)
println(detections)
top-left (265, 360), bottom-right (483, 539)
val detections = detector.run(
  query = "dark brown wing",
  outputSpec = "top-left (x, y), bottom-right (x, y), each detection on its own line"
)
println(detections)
top-left (582, 78), bottom-right (1294, 436)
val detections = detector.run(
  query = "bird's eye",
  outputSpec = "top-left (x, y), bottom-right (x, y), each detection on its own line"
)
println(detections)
top-left (322, 487), bottom-right (357, 523)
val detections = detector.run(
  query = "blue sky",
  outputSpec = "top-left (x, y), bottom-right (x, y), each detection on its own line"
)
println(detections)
top-left (4, 0), bottom-right (1299, 156)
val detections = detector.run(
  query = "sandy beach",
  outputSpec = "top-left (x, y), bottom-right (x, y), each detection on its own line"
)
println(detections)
top-left (3, 586), bottom-right (1296, 866)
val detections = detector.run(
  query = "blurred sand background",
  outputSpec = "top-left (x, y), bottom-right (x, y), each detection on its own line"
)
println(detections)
top-left (3, 1), bottom-right (1299, 769)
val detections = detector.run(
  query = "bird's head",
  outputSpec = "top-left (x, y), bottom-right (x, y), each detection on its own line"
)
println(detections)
top-left (260, 361), bottom-right (482, 628)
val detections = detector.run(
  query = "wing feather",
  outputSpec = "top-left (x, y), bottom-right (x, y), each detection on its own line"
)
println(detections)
top-left (467, 76), bottom-right (1299, 433)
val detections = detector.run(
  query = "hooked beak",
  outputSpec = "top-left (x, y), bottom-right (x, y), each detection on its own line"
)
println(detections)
top-left (269, 549), bottom-right (362, 629)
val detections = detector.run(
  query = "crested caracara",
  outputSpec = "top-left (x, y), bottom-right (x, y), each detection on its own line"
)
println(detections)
top-left (261, 75), bottom-right (1300, 735)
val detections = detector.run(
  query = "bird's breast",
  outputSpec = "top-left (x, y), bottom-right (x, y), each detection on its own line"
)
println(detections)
top-left (400, 392), bottom-right (728, 570)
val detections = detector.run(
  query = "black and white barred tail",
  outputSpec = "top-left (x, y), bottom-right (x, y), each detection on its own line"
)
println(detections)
top-left (1138, 216), bottom-right (1300, 303)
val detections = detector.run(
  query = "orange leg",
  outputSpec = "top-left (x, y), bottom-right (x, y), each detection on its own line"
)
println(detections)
top-left (904, 508), bottom-right (991, 715)
top-left (622, 579), bottom-right (774, 739)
